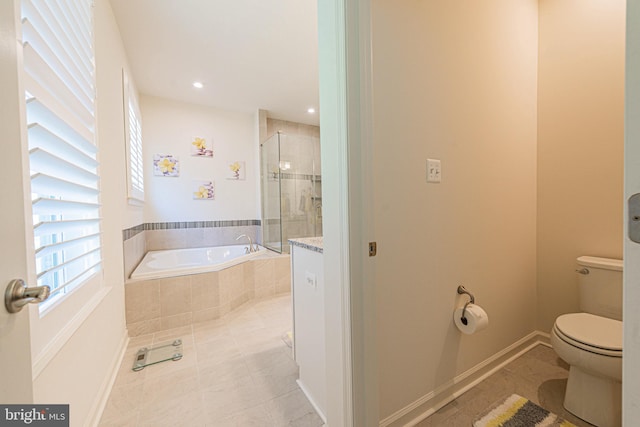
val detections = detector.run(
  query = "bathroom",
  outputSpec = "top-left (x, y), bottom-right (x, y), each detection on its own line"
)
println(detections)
top-left (1, 1), bottom-right (639, 427)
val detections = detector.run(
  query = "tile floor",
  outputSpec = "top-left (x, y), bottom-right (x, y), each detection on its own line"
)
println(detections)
top-left (416, 344), bottom-right (594, 427)
top-left (99, 293), bottom-right (324, 427)
top-left (102, 293), bottom-right (594, 427)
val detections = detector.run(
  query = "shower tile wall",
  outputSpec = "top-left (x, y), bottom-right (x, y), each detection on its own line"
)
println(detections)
top-left (266, 118), bottom-right (320, 140)
top-left (280, 139), bottom-right (322, 247)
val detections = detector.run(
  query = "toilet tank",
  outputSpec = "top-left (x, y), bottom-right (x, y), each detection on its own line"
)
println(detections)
top-left (577, 256), bottom-right (623, 320)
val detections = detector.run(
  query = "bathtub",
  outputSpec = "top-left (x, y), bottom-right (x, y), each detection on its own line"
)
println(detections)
top-left (130, 244), bottom-right (268, 280)
top-left (125, 244), bottom-right (291, 336)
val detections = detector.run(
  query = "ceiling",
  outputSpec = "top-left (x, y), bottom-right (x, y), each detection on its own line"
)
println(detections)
top-left (109, 0), bottom-right (319, 126)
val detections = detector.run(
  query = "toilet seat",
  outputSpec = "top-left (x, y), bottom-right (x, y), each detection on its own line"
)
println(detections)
top-left (553, 313), bottom-right (622, 357)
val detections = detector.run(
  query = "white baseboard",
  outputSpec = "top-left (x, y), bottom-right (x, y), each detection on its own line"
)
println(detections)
top-left (85, 329), bottom-right (129, 427)
top-left (379, 330), bottom-right (550, 427)
top-left (297, 379), bottom-right (328, 424)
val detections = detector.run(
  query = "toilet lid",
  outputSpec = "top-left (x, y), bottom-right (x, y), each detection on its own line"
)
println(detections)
top-left (555, 313), bottom-right (622, 351)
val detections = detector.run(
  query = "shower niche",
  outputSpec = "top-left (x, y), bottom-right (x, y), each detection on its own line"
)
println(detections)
top-left (260, 132), bottom-right (322, 253)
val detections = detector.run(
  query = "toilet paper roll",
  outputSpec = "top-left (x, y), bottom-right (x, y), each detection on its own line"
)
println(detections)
top-left (454, 303), bottom-right (489, 334)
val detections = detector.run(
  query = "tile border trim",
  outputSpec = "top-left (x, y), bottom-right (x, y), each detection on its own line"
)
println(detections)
top-left (122, 224), bottom-right (145, 241)
top-left (280, 173), bottom-right (322, 182)
top-left (122, 220), bottom-right (261, 241)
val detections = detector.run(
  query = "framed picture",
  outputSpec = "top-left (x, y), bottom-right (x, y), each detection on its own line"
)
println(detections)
top-left (227, 161), bottom-right (246, 180)
top-left (190, 137), bottom-right (213, 157)
top-left (153, 154), bottom-right (179, 177)
top-left (193, 180), bottom-right (215, 200)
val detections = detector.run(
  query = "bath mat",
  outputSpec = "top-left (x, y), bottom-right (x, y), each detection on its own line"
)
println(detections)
top-left (473, 394), bottom-right (576, 427)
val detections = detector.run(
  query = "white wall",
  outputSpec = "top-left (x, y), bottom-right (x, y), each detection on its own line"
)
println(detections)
top-left (141, 95), bottom-right (259, 222)
top-left (31, 0), bottom-right (134, 424)
top-left (371, 1), bottom-right (539, 421)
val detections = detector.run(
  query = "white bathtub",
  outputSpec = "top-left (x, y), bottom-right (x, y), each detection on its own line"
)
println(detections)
top-left (130, 244), bottom-right (267, 280)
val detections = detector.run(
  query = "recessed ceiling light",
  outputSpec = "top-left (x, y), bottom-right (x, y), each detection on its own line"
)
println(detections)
top-left (307, 107), bottom-right (316, 114)
top-left (193, 81), bottom-right (204, 89)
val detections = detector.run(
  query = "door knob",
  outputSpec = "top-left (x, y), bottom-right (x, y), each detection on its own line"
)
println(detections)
top-left (5, 279), bottom-right (50, 313)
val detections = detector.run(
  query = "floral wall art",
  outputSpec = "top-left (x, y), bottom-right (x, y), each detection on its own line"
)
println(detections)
top-left (191, 137), bottom-right (213, 157)
top-left (227, 161), bottom-right (246, 180)
top-left (141, 96), bottom-right (258, 221)
top-left (153, 154), bottom-right (179, 177)
top-left (193, 180), bottom-right (215, 200)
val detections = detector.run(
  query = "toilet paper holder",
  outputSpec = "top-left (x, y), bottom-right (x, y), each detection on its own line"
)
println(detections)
top-left (457, 285), bottom-right (475, 325)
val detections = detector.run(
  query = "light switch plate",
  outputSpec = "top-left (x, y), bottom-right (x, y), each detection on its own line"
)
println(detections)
top-left (427, 159), bottom-right (441, 183)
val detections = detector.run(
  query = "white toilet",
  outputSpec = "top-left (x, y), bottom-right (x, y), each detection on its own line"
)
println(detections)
top-left (550, 256), bottom-right (623, 427)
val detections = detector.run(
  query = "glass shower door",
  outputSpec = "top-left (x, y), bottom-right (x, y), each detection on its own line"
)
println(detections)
top-left (260, 132), bottom-right (322, 253)
top-left (260, 134), bottom-right (282, 252)
top-left (279, 134), bottom-right (321, 252)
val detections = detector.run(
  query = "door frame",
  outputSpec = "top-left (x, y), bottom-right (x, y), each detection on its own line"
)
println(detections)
top-left (0, 0), bottom-right (36, 403)
top-left (623, 0), bottom-right (640, 423)
top-left (318, 0), bottom-right (378, 425)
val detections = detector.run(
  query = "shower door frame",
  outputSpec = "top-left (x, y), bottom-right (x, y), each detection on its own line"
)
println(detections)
top-left (623, 1), bottom-right (640, 423)
top-left (260, 133), bottom-right (284, 253)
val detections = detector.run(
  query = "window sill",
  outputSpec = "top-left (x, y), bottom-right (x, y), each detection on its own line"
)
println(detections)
top-left (128, 197), bottom-right (144, 207)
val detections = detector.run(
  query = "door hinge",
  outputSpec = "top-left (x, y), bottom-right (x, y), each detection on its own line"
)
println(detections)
top-left (629, 193), bottom-right (640, 244)
top-left (369, 242), bottom-right (377, 257)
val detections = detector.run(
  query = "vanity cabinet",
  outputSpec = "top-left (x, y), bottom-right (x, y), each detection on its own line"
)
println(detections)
top-left (289, 237), bottom-right (325, 421)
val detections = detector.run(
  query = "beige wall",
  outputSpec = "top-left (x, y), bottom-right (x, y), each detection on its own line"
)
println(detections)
top-left (536, 0), bottom-right (625, 332)
top-left (371, 1), bottom-right (539, 420)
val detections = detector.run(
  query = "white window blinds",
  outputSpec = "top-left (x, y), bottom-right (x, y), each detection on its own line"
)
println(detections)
top-left (123, 71), bottom-right (144, 202)
top-left (22, 0), bottom-right (101, 308)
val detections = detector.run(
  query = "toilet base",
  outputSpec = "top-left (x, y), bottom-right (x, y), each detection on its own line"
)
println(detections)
top-left (564, 365), bottom-right (621, 427)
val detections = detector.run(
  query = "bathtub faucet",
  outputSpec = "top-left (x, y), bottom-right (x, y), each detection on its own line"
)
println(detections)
top-left (236, 234), bottom-right (258, 253)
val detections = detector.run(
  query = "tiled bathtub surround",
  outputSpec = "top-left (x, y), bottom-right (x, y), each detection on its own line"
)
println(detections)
top-left (122, 220), bottom-right (261, 279)
top-left (124, 231), bottom-right (147, 279)
top-left (125, 253), bottom-right (291, 336)
top-left (146, 224), bottom-right (260, 252)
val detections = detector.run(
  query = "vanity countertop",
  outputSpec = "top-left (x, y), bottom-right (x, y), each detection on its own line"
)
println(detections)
top-left (288, 237), bottom-right (323, 254)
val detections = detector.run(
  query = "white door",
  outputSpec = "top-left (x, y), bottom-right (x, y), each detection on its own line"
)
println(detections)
top-left (624, 1), bottom-right (640, 423)
top-left (0, 0), bottom-right (36, 403)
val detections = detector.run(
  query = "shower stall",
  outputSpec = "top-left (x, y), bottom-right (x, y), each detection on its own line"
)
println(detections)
top-left (260, 132), bottom-right (322, 253)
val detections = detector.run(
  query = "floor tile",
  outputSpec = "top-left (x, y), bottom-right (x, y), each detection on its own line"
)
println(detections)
top-left (266, 389), bottom-right (324, 427)
top-left (420, 345), bottom-right (595, 427)
top-left (101, 292), bottom-right (322, 427)
top-left (108, 295), bottom-right (597, 427)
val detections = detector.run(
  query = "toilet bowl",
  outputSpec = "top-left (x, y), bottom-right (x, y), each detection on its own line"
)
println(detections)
top-left (550, 313), bottom-right (622, 427)
top-left (550, 257), bottom-right (623, 427)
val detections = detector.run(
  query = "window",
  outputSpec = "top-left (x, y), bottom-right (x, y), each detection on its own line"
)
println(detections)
top-left (123, 70), bottom-right (144, 202)
top-left (22, 0), bottom-right (101, 309)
